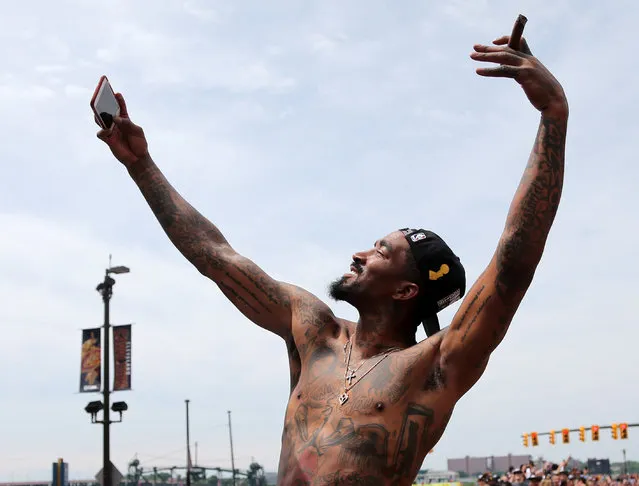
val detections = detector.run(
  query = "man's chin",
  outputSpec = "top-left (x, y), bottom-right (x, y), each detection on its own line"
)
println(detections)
top-left (328, 276), bottom-right (353, 302)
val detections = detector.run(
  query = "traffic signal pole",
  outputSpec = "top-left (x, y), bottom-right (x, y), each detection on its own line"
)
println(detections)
top-left (521, 422), bottom-right (637, 445)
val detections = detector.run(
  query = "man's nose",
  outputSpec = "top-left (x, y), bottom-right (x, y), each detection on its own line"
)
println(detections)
top-left (352, 252), bottom-right (366, 265)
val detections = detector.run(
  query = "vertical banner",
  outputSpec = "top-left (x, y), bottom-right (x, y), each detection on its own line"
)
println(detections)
top-left (113, 324), bottom-right (132, 391)
top-left (79, 328), bottom-right (101, 393)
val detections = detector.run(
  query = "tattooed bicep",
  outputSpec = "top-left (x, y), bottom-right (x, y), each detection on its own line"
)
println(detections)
top-left (211, 250), bottom-right (295, 338)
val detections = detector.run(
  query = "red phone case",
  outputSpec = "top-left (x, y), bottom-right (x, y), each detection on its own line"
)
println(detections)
top-left (90, 75), bottom-right (115, 129)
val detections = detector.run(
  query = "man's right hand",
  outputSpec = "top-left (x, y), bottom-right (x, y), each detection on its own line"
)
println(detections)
top-left (97, 93), bottom-right (149, 167)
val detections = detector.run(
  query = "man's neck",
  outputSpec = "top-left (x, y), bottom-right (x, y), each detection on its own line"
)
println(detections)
top-left (350, 305), bottom-right (416, 358)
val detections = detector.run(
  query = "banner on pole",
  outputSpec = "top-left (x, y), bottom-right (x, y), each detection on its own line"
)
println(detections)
top-left (113, 324), bottom-right (132, 391)
top-left (79, 328), bottom-right (101, 393)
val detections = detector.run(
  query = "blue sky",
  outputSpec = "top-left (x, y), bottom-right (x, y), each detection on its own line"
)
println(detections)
top-left (1, 0), bottom-right (638, 480)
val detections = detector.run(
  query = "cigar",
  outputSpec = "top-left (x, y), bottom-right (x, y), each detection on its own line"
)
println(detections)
top-left (508, 14), bottom-right (528, 50)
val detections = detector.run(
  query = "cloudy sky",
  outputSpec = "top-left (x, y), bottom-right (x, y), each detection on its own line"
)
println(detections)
top-left (2, 0), bottom-right (638, 481)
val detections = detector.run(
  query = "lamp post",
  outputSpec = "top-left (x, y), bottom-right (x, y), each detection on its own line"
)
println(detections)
top-left (186, 399), bottom-right (191, 486)
top-left (228, 410), bottom-right (236, 486)
top-left (85, 263), bottom-right (130, 486)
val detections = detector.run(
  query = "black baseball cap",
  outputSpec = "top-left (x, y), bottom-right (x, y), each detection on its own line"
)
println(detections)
top-left (399, 228), bottom-right (466, 337)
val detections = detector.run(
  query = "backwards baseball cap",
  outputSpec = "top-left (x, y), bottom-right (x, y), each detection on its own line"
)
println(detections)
top-left (399, 228), bottom-right (466, 337)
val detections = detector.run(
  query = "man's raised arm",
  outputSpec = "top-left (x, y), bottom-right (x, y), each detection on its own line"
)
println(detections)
top-left (439, 34), bottom-right (568, 392)
top-left (97, 94), bottom-right (294, 339)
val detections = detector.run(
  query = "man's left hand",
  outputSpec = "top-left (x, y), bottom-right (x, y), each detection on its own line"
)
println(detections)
top-left (471, 35), bottom-right (568, 118)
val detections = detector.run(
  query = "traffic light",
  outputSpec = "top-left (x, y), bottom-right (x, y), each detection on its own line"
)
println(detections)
top-left (550, 430), bottom-right (556, 445)
top-left (523, 433), bottom-right (529, 447)
top-left (612, 423), bottom-right (619, 440)
top-left (592, 425), bottom-right (600, 441)
top-left (531, 432), bottom-right (539, 446)
top-left (562, 428), bottom-right (570, 444)
top-left (579, 426), bottom-right (585, 442)
top-left (620, 423), bottom-right (628, 439)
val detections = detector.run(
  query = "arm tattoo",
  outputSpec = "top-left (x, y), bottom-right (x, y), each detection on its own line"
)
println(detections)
top-left (450, 285), bottom-right (493, 342)
top-left (481, 115), bottom-right (566, 352)
top-left (233, 261), bottom-right (286, 307)
top-left (450, 285), bottom-right (485, 331)
top-left (222, 272), bottom-right (267, 310)
top-left (460, 293), bottom-right (493, 342)
top-left (496, 115), bottom-right (566, 296)
top-left (217, 281), bottom-right (261, 315)
top-left (442, 115), bottom-right (567, 375)
top-left (128, 157), bottom-right (230, 273)
top-left (128, 157), bottom-right (292, 324)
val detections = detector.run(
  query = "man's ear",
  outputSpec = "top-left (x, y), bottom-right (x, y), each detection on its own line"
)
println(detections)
top-left (393, 281), bottom-right (420, 302)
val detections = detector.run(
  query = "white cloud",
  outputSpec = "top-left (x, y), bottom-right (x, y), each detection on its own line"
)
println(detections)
top-left (183, 2), bottom-right (219, 23)
top-left (64, 84), bottom-right (92, 98)
top-left (1, 0), bottom-right (639, 480)
top-left (309, 34), bottom-right (337, 54)
top-left (0, 84), bottom-right (55, 101)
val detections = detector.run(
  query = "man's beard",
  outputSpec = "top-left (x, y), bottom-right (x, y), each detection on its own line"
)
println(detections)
top-left (328, 275), bottom-right (361, 302)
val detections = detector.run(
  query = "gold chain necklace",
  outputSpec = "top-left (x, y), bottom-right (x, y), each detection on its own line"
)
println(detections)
top-left (338, 339), bottom-right (400, 406)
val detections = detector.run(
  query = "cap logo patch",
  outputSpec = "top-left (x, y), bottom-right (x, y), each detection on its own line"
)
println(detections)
top-left (429, 264), bottom-right (449, 281)
top-left (437, 288), bottom-right (461, 309)
top-left (410, 232), bottom-right (427, 242)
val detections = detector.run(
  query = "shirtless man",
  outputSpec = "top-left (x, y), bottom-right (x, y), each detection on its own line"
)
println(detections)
top-left (97, 31), bottom-right (568, 485)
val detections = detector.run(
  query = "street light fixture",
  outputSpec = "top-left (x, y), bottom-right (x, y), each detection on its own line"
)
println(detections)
top-left (84, 260), bottom-right (130, 486)
top-left (85, 401), bottom-right (104, 423)
top-left (85, 401), bottom-right (104, 414)
top-left (111, 401), bottom-right (128, 422)
top-left (108, 265), bottom-right (130, 275)
top-left (112, 401), bottom-right (128, 413)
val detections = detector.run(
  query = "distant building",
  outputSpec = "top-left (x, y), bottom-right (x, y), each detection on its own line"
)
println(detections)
top-left (447, 455), bottom-right (533, 476)
top-left (414, 470), bottom-right (460, 484)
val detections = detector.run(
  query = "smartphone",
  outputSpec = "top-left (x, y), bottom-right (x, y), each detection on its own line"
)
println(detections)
top-left (90, 75), bottom-right (120, 130)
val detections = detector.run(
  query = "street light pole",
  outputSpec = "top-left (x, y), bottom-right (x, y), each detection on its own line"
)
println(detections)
top-left (95, 263), bottom-right (130, 486)
top-left (186, 399), bottom-right (191, 486)
top-left (228, 410), bottom-right (236, 486)
top-left (98, 270), bottom-right (114, 486)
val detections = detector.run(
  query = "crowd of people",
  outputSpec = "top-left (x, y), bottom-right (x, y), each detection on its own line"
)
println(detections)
top-left (478, 458), bottom-right (637, 486)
